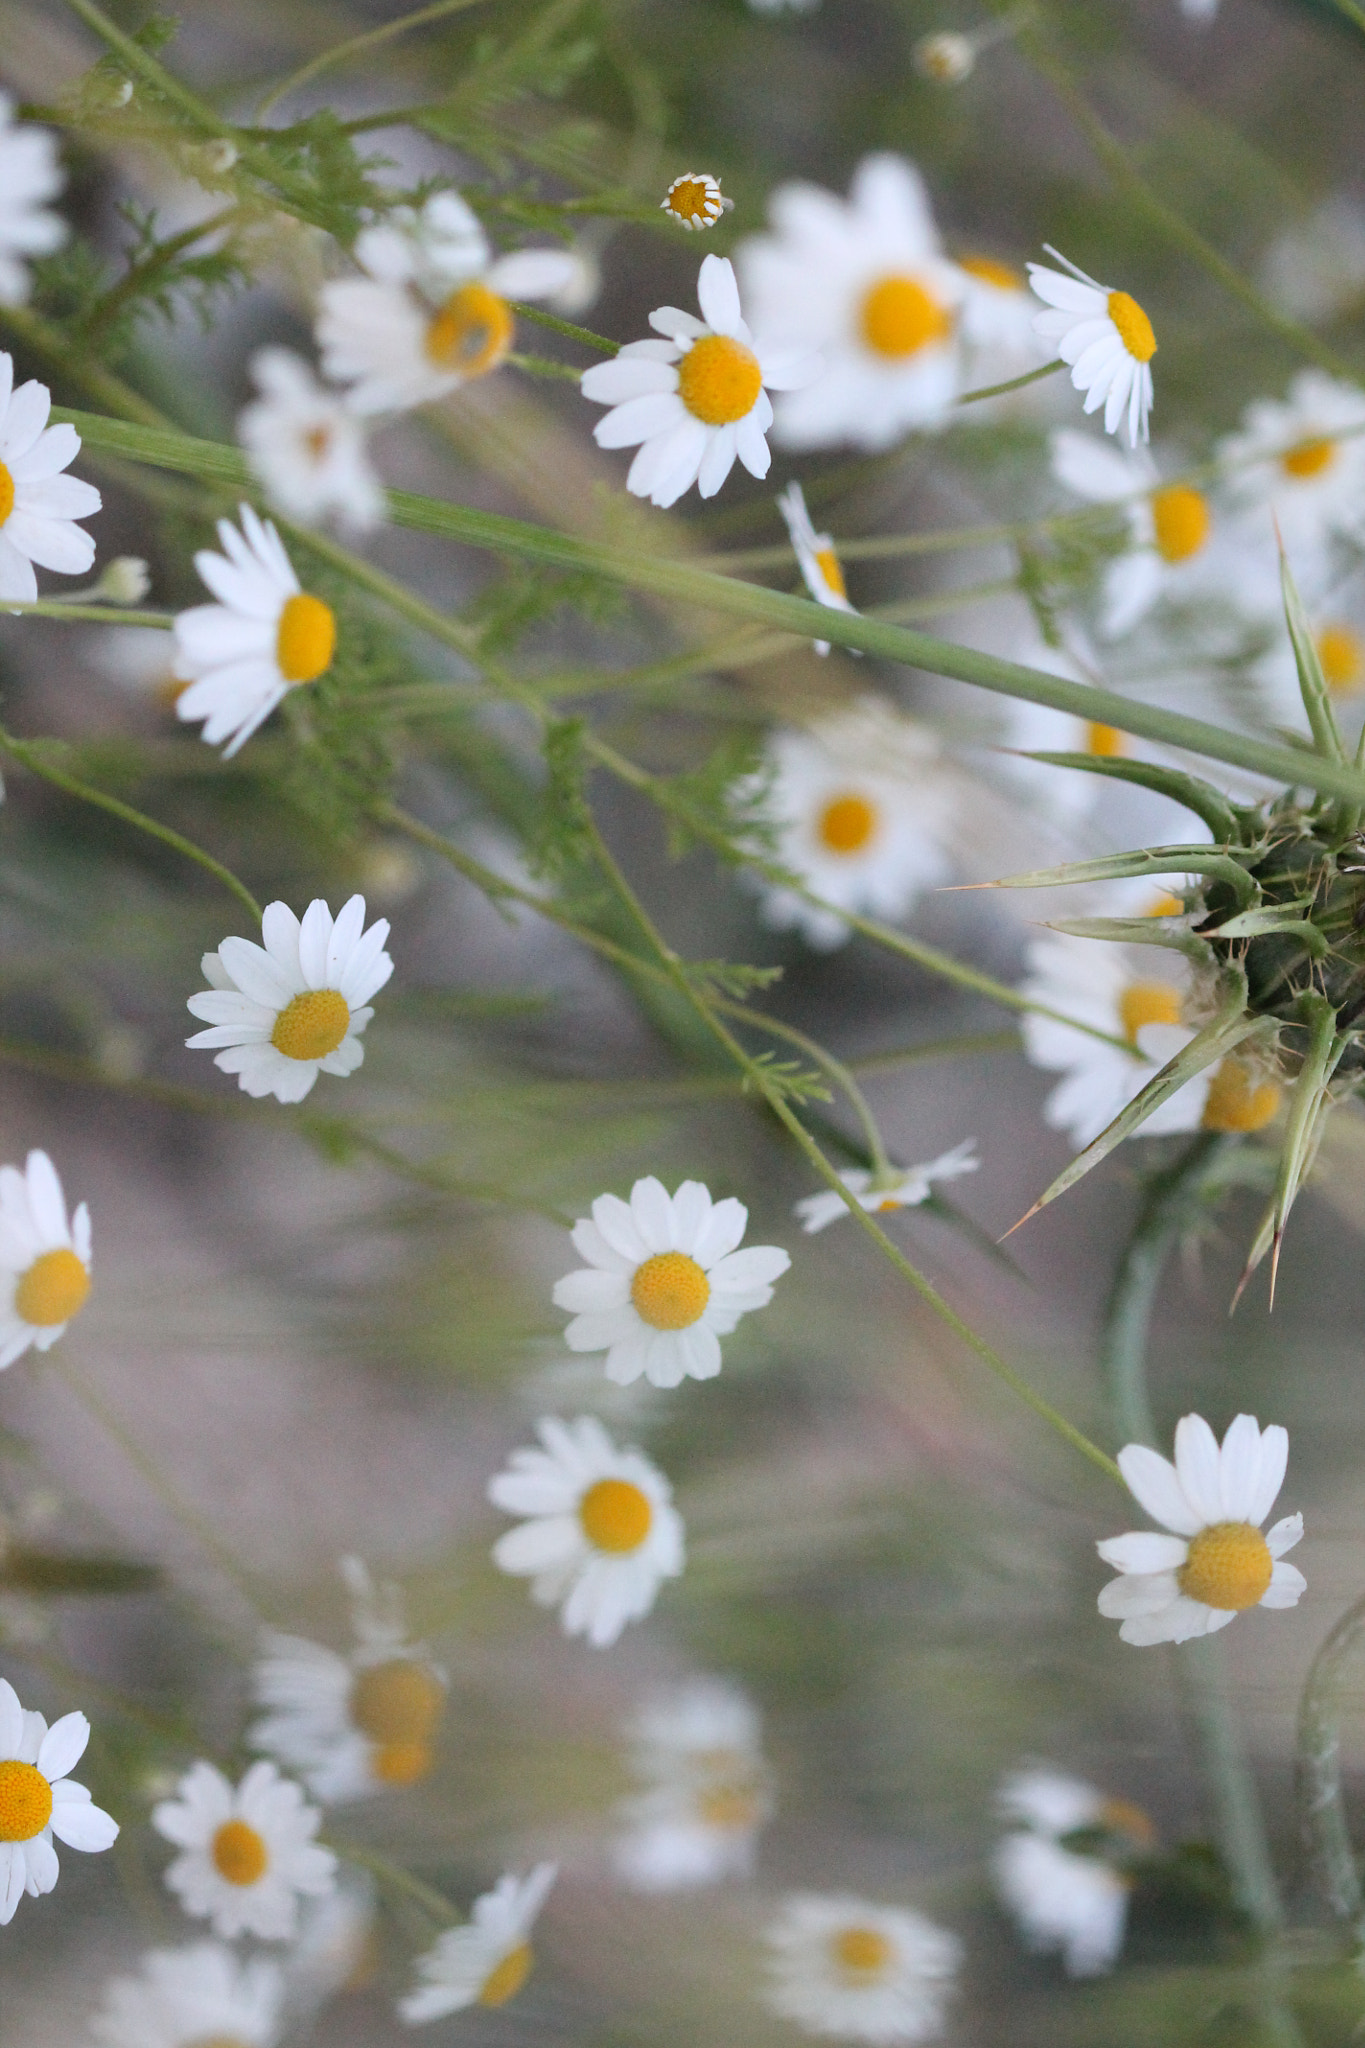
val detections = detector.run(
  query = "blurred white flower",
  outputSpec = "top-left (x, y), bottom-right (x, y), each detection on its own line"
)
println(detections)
top-left (0, 354), bottom-right (101, 606)
top-left (795, 1141), bottom-right (979, 1234)
top-left (913, 31), bottom-right (975, 82)
top-left (776, 481), bottom-right (858, 653)
top-left (661, 171), bottom-right (733, 230)
top-left (993, 1767), bottom-right (1150, 1977)
top-left (1256, 591), bottom-right (1365, 731)
top-left (1029, 249), bottom-right (1156, 447)
top-left (283, 1871), bottom-right (378, 2013)
top-left (544, 237), bottom-right (602, 316)
top-left (91, 1941), bottom-right (283, 2048)
top-left (152, 1759), bottom-right (336, 1941)
top-left (957, 254), bottom-right (1047, 383)
top-left (0, 1677), bottom-right (117, 1924)
top-left (489, 1416), bottom-right (684, 1647)
top-left (762, 1892), bottom-right (962, 2042)
top-left (239, 349), bottom-right (384, 532)
top-left (400, 1864), bottom-right (557, 2021)
top-left (93, 555), bottom-right (151, 603)
top-left (1218, 369), bottom-right (1365, 568)
top-left (1260, 195), bottom-right (1365, 325)
top-left (0, 1150), bottom-right (91, 1370)
top-left (613, 1677), bottom-right (773, 1890)
top-left (0, 94), bottom-right (66, 306)
top-left (1098, 1413), bottom-right (1305, 1646)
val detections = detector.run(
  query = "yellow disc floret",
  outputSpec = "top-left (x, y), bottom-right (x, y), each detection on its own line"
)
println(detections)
top-left (1146, 891), bottom-right (1184, 918)
top-left (630, 1251), bottom-right (711, 1330)
top-left (1178, 1521), bottom-right (1273, 1611)
top-left (1087, 722), bottom-right (1127, 758)
top-left (813, 546), bottom-right (848, 600)
top-left (958, 254), bottom-right (1024, 292)
top-left (351, 1658), bottom-right (444, 1786)
top-left (579, 1476), bottom-right (653, 1553)
top-left (425, 281), bottom-right (515, 379)
top-left (275, 593), bottom-right (336, 686)
top-left (0, 1759), bottom-right (53, 1842)
top-left (270, 989), bottom-right (351, 1063)
top-left (677, 335), bottom-right (763, 425)
top-left (1107, 291), bottom-right (1157, 363)
top-left (211, 1818), bottom-right (269, 1887)
top-left (697, 1783), bottom-right (762, 1830)
top-left (14, 1247), bottom-right (89, 1328)
top-left (0, 460), bottom-right (13, 528)
top-left (860, 275), bottom-right (952, 360)
top-left (1152, 484), bottom-right (1210, 564)
top-left (1282, 437), bottom-right (1335, 479)
top-left (1202, 1056), bottom-right (1281, 1134)
top-left (816, 792), bottom-right (879, 856)
top-left (663, 176), bottom-right (721, 228)
top-left (833, 1927), bottom-right (893, 1978)
top-left (1118, 980), bottom-right (1182, 1044)
top-left (479, 1942), bottom-right (533, 2007)
top-left (1317, 624), bottom-right (1365, 695)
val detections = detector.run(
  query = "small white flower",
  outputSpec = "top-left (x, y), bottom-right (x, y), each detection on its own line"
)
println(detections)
top-left (738, 155), bottom-right (965, 450)
top-left (90, 1941), bottom-right (284, 2048)
top-left (186, 894), bottom-right (392, 1105)
top-left (238, 349), bottom-right (384, 533)
top-left (250, 1556), bottom-right (447, 1802)
top-left (994, 1767), bottom-right (1152, 1977)
top-left (0, 94), bottom-right (66, 306)
top-left (284, 1871), bottom-right (378, 2015)
top-left (1260, 196), bottom-right (1365, 326)
top-left (489, 1416), bottom-right (685, 1647)
top-left (913, 31), bottom-right (975, 82)
top-left (795, 1141), bottom-right (979, 1235)
top-left (0, 353), bottom-right (101, 605)
top-left (1218, 369), bottom-right (1365, 566)
top-left (1028, 247), bottom-right (1157, 447)
top-left (0, 1677), bottom-right (117, 1923)
top-left (776, 481), bottom-right (857, 653)
top-left (661, 172), bottom-right (733, 231)
top-left (92, 624), bottom-right (181, 705)
top-left (553, 1175), bottom-right (790, 1388)
top-left (1098, 1412), bottom-right (1306, 1646)
top-left (614, 1677), bottom-right (773, 1891)
top-left (93, 555), bottom-right (151, 603)
top-left (399, 1864), bottom-right (557, 2022)
top-left (172, 503), bottom-right (338, 757)
top-left (318, 190), bottom-right (577, 416)
top-left (0, 1149), bottom-right (91, 1369)
top-left (581, 254), bottom-right (814, 507)
top-left (151, 1758), bottom-right (337, 1941)
top-left (763, 1892), bottom-right (962, 2044)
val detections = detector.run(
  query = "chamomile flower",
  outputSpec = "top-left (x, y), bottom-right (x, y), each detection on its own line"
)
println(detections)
top-left (661, 172), bottom-right (733, 230)
top-left (776, 481), bottom-right (857, 653)
top-left (956, 254), bottom-right (1048, 383)
top-left (488, 1416), bottom-right (685, 1648)
top-left (737, 154), bottom-right (965, 450)
top-left (581, 254), bottom-right (813, 507)
top-left (993, 1768), bottom-right (1153, 1978)
top-left (238, 349), bottom-right (384, 533)
top-left (250, 1557), bottom-right (447, 1801)
top-left (0, 95), bottom-right (66, 306)
top-left (90, 1942), bottom-right (284, 2048)
top-left (794, 1141), bottom-right (979, 1234)
top-left (553, 1176), bottom-right (790, 1388)
top-left (1218, 370), bottom-right (1365, 566)
top-left (186, 894), bottom-right (393, 1105)
top-left (151, 1759), bottom-right (337, 1941)
top-left (0, 1677), bottom-right (118, 1924)
top-left (1028, 248), bottom-right (1157, 447)
top-left (0, 1150), bottom-right (92, 1369)
top-left (1098, 1413), bottom-right (1305, 1646)
top-left (317, 189), bottom-right (576, 416)
top-left (0, 354), bottom-right (101, 605)
top-left (613, 1677), bottom-right (773, 1891)
top-left (763, 1893), bottom-right (962, 2043)
top-left (399, 1864), bottom-right (557, 2022)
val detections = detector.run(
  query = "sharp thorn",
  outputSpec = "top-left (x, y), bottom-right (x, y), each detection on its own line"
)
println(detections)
top-left (1268, 1228), bottom-right (1284, 1311)
top-left (998, 1202), bottom-right (1042, 1243)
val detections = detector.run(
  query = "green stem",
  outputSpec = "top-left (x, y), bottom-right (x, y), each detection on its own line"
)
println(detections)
top-left (255, 0), bottom-right (492, 117)
top-left (329, 1841), bottom-right (458, 1925)
top-left (1297, 1590), bottom-right (1365, 1928)
top-left (957, 357), bottom-right (1064, 404)
top-left (3, 602), bottom-right (174, 626)
top-left (1179, 1635), bottom-right (1286, 1938)
top-left (507, 301), bottom-right (618, 357)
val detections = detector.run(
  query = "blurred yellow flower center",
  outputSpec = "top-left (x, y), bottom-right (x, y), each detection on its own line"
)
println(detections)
top-left (1316, 624), bottom-right (1365, 694)
top-left (479, 1941), bottom-right (532, 2006)
top-left (14, 1247), bottom-right (89, 1327)
top-left (0, 1759), bottom-right (52, 1841)
top-left (860, 275), bottom-right (952, 359)
top-left (833, 1926), bottom-right (893, 1977)
top-left (814, 546), bottom-right (848, 599)
top-left (677, 335), bottom-right (763, 425)
top-left (1118, 981), bottom-right (1182, 1044)
top-left (1152, 484), bottom-right (1210, 563)
top-left (1282, 436), bottom-right (1335, 479)
top-left (1099, 1795), bottom-right (1156, 1848)
top-left (1087, 722), bottom-right (1126, 757)
top-left (1203, 1056), bottom-right (1281, 1134)
top-left (276, 593), bottom-right (336, 685)
top-left (1178, 1521), bottom-right (1273, 1610)
top-left (959, 254), bottom-right (1023, 292)
top-left (271, 989), bottom-right (351, 1062)
top-left (0, 461), bottom-right (13, 527)
top-left (425, 281), bottom-right (514, 378)
top-left (817, 792), bottom-right (879, 855)
top-left (303, 423), bottom-right (333, 462)
top-left (665, 178), bottom-right (716, 225)
top-left (697, 1783), bottom-right (761, 1830)
top-left (631, 1250), bottom-right (710, 1329)
top-left (211, 1818), bottom-right (269, 1886)
top-left (351, 1659), bottom-right (444, 1783)
top-left (580, 1477), bottom-right (653, 1552)
top-left (1107, 291), bottom-right (1157, 363)
top-left (1146, 891), bottom-right (1184, 918)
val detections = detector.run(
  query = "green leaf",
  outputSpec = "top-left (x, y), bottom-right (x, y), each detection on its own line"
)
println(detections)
top-left (0, 1549), bottom-right (160, 1595)
top-left (1280, 542), bottom-right (1346, 765)
top-left (1048, 914), bottom-right (1214, 965)
top-left (1018, 751), bottom-right (1244, 843)
top-left (984, 846), bottom-right (1260, 912)
top-left (1234, 994), bottom-right (1349, 1307)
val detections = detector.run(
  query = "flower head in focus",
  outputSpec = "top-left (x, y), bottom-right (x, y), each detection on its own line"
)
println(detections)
top-left (776, 481), bottom-right (858, 653)
top-left (90, 1941), bottom-right (284, 2048)
top-left (489, 1416), bottom-right (685, 1647)
top-left (553, 1176), bottom-right (790, 1387)
top-left (0, 95), bottom-right (66, 306)
top-left (0, 1150), bottom-right (91, 1370)
top-left (0, 1677), bottom-right (118, 1923)
top-left (1098, 1413), bottom-right (1305, 1645)
top-left (613, 1677), bottom-right (773, 1891)
top-left (661, 172), bottom-right (733, 230)
top-left (238, 350), bottom-right (385, 533)
top-left (152, 1759), bottom-right (337, 1941)
top-left (1218, 370), bottom-right (1365, 568)
top-left (399, 1864), bottom-right (557, 2022)
top-left (795, 1141), bottom-right (979, 1234)
top-left (1028, 247), bottom-right (1157, 447)
top-left (186, 894), bottom-right (393, 1104)
top-left (0, 354), bottom-right (101, 607)
top-left (762, 1892), bottom-right (962, 2042)
top-left (993, 1767), bottom-right (1154, 1977)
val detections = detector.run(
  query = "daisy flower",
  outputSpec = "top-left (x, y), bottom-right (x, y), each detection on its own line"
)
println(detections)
top-left (1217, 370), bottom-right (1365, 567)
top-left (151, 1759), bottom-right (337, 1941)
top-left (317, 189), bottom-right (576, 416)
top-left (553, 1175), bottom-right (790, 1388)
top-left (250, 1556), bottom-right (447, 1801)
top-left (172, 504), bottom-right (338, 757)
top-left (238, 349), bottom-right (384, 533)
top-left (580, 254), bottom-right (813, 507)
top-left (399, 1864), bottom-right (557, 2022)
top-left (776, 481), bottom-right (858, 653)
top-left (0, 94), bottom-right (66, 306)
top-left (285, 1871), bottom-right (379, 2012)
top-left (737, 154), bottom-right (965, 450)
top-left (1028, 247), bottom-right (1157, 447)
top-left (0, 1149), bottom-right (92, 1369)
top-left (957, 254), bottom-right (1049, 382)
top-left (0, 353), bottom-right (101, 605)
top-left (762, 1893), bottom-right (962, 2044)
top-left (613, 1677), bottom-right (773, 1891)
top-left (661, 172), bottom-right (733, 231)
top-left (90, 1942), bottom-right (284, 2048)
top-left (488, 1416), bottom-right (685, 1648)
top-left (794, 1140), bottom-right (978, 1234)
top-left (993, 1767), bottom-right (1153, 1978)
top-left (186, 894), bottom-right (393, 1105)
top-left (0, 1677), bottom-right (118, 1924)
top-left (1098, 1412), bottom-right (1305, 1646)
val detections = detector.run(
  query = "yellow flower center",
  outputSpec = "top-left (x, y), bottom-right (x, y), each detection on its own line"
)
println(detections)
top-left (0, 1759), bottom-right (53, 1842)
top-left (479, 1941), bottom-right (533, 2007)
top-left (664, 178), bottom-right (716, 226)
top-left (813, 546), bottom-right (847, 600)
top-left (350, 1658), bottom-right (444, 1784)
top-left (14, 1247), bottom-right (90, 1328)
top-left (1178, 1521), bottom-right (1273, 1611)
top-left (1098, 1796), bottom-right (1156, 1849)
top-left (1202, 1055), bottom-right (1282, 1134)
top-left (859, 275), bottom-right (952, 360)
top-left (816, 791), bottom-right (879, 856)
top-left (425, 281), bottom-right (515, 379)
top-left (579, 1476), bottom-right (653, 1553)
top-left (1281, 436), bottom-right (1335, 479)
top-left (0, 460), bottom-right (13, 528)
top-left (677, 334), bottom-right (763, 425)
top-left (1087, 722), bottom-right (1127, 758)
top-left (1152, 484), bottom-right (1210, 564)
top-left (833, 1926), bottom-right (893, 1978)
top-left (630, 1250), bottom-right (711, 1329)
top-left (275, 593), bottom-right (336, 686)
top-left (959, 253), bottom-right (1024, 292)
top-left (1106, 290), bottom-right (1157, 363)
top-left (1316, 624), bottom-right (1365, 695)
top-left (1147, 890), bottom-right (1184, 918)
top-left (211, 1818), bottom-right (269, 1887)
top-left (1118, 980), bottom-right (1182, 1045)
top-left (303, 424), bottom-right (334, 463)
top-left (270, 989), bottom-right (351, 1062)
top-left (697, 1783), bottom-right (761, 1830)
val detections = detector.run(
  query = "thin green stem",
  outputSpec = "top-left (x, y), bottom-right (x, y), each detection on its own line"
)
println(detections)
top-left (255, 0), bottom-right (491, 117)
top-left (2, 603), bottom-right (174, 626)
top-left (1179, 1636), bottom-right (1287, 1939)
top-left (330, 1842), bottom-right (458, 1925)
top-left (957, 358), bottom-right (1064, 404)
top-left (508, 301), bottom-right (618, 357)
top-left (1297, 1590), bottom-right (1365, 1929)
top-left (81, 205), bottom-right (241, 348)
top-left (1325, 0), bottom-right (1365, 32)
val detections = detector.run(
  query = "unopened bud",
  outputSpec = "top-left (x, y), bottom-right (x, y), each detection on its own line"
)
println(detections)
top-left (200, 138), bottom-right (239, 176)
top-left (96, 556), bottom-right (151, 604)
top-left (111, 78), bottom-right (134, 107)
top-left (914, 31), bottom-right (975, 83)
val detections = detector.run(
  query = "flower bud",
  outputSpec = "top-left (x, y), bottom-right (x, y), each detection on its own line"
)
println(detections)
top-left (914, 31), bottom-right (975, 83)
